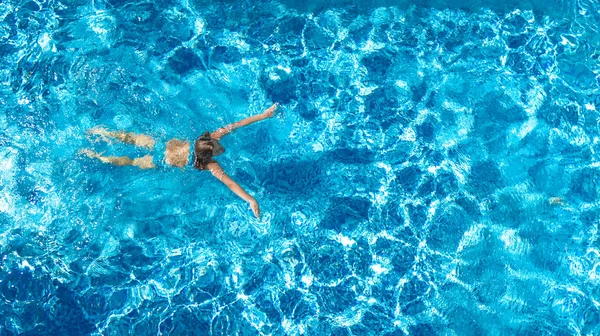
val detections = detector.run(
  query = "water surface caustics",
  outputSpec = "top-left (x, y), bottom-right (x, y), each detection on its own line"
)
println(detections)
top-left (1, 0), bottom-right (600, 334)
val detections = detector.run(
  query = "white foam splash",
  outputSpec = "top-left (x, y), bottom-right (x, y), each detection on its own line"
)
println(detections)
top-left (37, 33), bottom-right (55, 52)
top-left (371, 264), bottom-right (389, 275)
top-left (194, 18), bottom-right (205, 35)
top-left (335, 233), bottom-right (356, 247)
top-left (301, 275), bottom-right (313, 287)
top-left (500, 229), bottom-right (529, 255)
top-left (20, 259), bottom-right (34, 271)
top-left (399, 128), bottom-right (416, 142)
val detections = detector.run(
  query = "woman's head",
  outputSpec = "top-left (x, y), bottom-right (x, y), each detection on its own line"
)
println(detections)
top-left (165, 139), bottom-right (190, 168)
top-left (193, 131), bottom-right (214, 170)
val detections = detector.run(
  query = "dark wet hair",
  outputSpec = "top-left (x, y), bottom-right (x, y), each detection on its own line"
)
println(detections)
top-left (193, 131), bottom-right (213, 170)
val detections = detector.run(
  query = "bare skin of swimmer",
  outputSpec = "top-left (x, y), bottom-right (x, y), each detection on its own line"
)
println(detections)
top-left (80, 103), bottom-right (279, 218)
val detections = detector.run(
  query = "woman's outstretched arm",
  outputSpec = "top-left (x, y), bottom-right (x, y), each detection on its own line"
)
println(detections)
top-left (206, 161), bottom-right (260, 218)
top-left (210, 103), bottom-right (278, 140)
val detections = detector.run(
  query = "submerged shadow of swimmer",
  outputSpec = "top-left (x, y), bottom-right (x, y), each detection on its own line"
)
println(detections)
top-left (80, 103), bottom-right (279, 218)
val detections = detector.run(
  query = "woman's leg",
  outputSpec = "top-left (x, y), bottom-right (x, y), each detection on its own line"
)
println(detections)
top-left (80, 150), bottom-right (156, 169)
top-left (131, 155), bottom-right (156, 169)
top-left (87, 127), bottom-right (155, 150)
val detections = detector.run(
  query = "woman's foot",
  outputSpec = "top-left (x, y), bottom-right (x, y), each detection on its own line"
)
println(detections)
top-left (79, 149), bottom-right (101, 159)
top-left (86, 127), bottom-right (113, 144)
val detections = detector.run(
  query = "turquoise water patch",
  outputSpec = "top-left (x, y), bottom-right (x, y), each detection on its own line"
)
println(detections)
top-left (1, 0), bottom-right (600, 334)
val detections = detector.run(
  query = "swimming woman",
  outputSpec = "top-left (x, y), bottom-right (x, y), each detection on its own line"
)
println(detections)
top-left (80, 103), bottom-right (278, 218)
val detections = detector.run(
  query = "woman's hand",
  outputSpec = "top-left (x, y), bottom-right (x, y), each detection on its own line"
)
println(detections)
top-left (212, 103), bottom-right (279, 140)
top-left (262, 103), bottom-right (278, 119)
top-left (249, 199), bottom-right (261, 219)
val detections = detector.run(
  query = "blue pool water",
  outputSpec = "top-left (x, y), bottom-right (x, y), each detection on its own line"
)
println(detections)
top-left (2, 0), bottom-right (600, 334)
